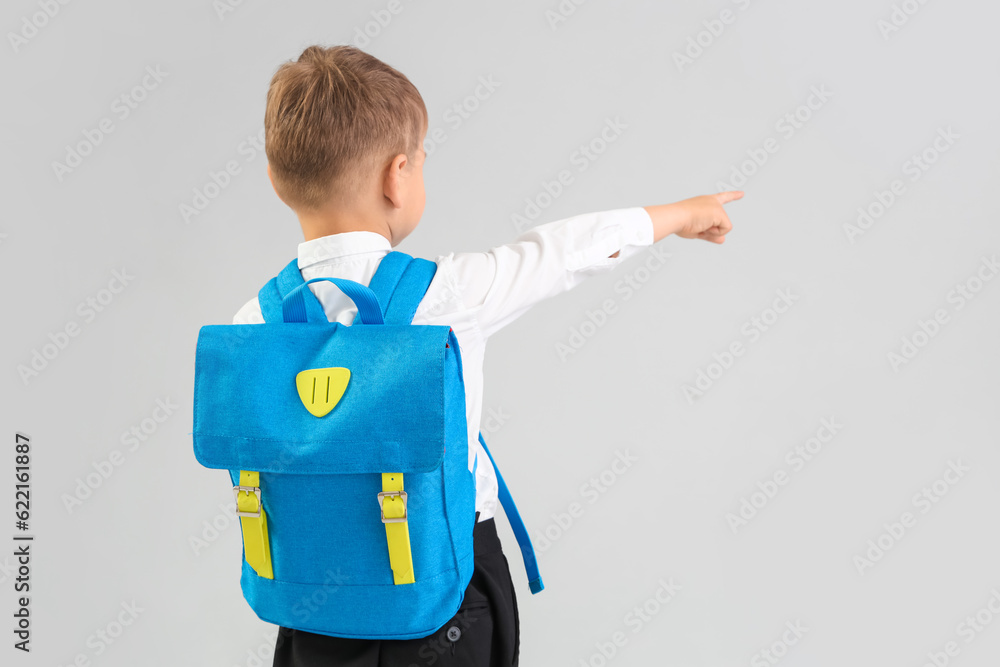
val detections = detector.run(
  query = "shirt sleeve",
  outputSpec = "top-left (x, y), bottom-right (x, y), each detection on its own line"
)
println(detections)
top-left (435, 206), bottom-right (654, 339)
top-left (232, 296), bottom-right (264, 325)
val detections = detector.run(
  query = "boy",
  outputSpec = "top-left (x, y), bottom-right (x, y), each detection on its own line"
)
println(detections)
top-left (232, 44), bottom-right (742, 667)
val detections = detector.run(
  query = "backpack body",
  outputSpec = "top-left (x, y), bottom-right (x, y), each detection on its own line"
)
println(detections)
top-left (192, 252), bottom-right (542, 640)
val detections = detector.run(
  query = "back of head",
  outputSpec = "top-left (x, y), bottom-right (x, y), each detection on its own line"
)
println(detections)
top-left (265, 45), bottom-right (427, 213)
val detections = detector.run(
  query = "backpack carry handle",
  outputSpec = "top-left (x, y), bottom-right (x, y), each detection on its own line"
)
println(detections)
top-left (282, 278), bottom-right (385, 325)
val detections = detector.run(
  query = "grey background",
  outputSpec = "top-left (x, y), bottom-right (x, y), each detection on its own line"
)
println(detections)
top-left (3, 0), bottom-right (999, 665)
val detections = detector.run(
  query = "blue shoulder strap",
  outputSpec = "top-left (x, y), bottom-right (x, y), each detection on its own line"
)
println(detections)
top-left (478, 433), bottom-right (545, 594)
top-left (351, 252), bottom-right (412, 325)
top-left (352, 251), bottom-right (438, 326)
top-left (259, 252), bottom-right (436, 325)
top-left (258, 259), bottom-right (327, 323)
top-left (255, 252), bottom-right (544, 593)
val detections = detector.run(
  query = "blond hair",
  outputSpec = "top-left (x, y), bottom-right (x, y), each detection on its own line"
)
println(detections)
top-left (264, 45), bottom-right (427, 212)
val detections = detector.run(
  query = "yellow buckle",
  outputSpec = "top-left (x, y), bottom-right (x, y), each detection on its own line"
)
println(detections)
top-left (377, 490), bottom-right (408, 523)
top-left (233, 485), bottom-right (262, 518)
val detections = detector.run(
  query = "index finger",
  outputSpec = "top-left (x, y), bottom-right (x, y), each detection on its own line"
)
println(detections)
top-left (714, 190), bottom-right (745, 205)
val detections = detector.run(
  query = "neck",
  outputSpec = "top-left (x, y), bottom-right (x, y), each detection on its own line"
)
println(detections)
top-left (297, 206), bottom-right (393, 244)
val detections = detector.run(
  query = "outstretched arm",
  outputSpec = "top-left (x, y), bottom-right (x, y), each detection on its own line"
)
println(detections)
top-left (426, 191), bottom-right (745, 339)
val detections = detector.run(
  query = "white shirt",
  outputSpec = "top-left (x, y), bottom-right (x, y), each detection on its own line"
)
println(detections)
top-left (233, 207), bottom-right (655, 521)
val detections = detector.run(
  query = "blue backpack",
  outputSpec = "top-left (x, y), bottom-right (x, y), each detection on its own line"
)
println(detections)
top-left (193, 251), bottom-right (543, 640)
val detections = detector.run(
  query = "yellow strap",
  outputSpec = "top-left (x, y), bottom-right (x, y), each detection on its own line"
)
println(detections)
top-left (236, 471), bottom-right (273, 579)
top-left (381, 472), bottom-right (414, 584)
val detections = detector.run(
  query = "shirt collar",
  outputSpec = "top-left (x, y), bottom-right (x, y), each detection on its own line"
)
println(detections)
top-left (297, 231), bottom-right (392, 269)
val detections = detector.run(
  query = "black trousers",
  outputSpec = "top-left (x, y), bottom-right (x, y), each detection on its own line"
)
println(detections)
top-left (272, 514), bottom-right (520, 667)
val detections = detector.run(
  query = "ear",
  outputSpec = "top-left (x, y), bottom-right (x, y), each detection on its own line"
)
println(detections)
top-left (382, 152), bottom-right (409, 209)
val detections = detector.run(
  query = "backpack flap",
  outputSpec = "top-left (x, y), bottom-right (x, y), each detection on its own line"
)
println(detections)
top-left (192, 321), bottom-right (453, 474)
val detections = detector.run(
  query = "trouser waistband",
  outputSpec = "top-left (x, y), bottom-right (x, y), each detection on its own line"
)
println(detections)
top-left (473, 512), bottom-right (503, 556)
